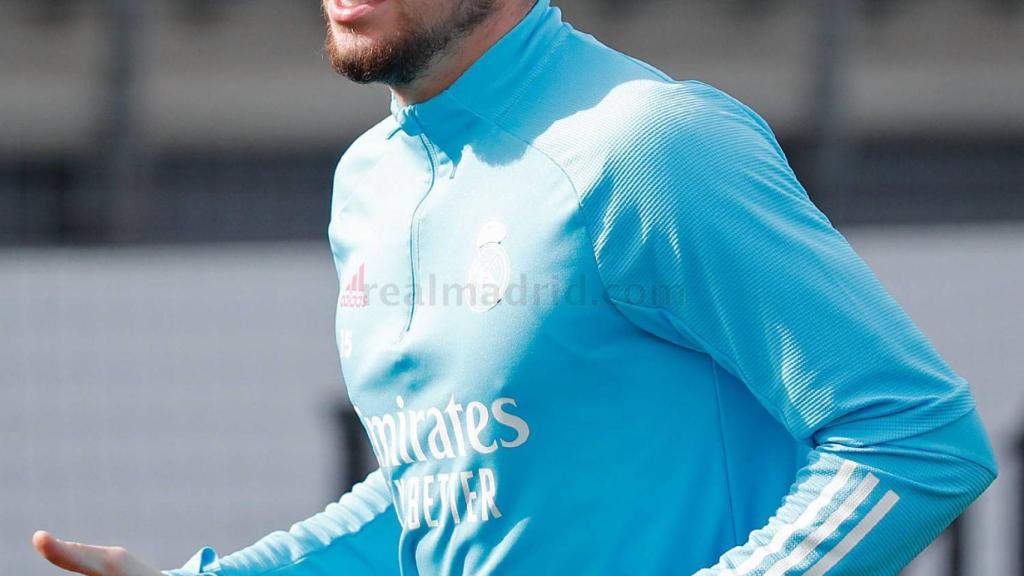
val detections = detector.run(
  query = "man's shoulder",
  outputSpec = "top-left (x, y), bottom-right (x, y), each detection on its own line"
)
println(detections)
top-left (495, 27), bottom-right (772, 182)
top-left (335, 114), bottom-right (399, 179)
top-left (548, 77), bottom-right (756, 150)
top-left (590, 79), bottom-right (778, 175)
top-left (330, 115), bottom-right (396, 210)
top-left (526, 71), bottom-right (774, 201)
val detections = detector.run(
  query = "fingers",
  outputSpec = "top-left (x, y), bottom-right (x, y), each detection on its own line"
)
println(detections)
top-left (32, 530), bottom-right (117, 576)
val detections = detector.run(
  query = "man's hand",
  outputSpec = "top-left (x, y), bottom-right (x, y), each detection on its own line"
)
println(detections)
top-left (32, 531), bottom-right (163, 576)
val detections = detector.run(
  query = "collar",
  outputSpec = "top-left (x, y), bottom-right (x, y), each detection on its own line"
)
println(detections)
top-left (386, 0), bottom-right (564, 140)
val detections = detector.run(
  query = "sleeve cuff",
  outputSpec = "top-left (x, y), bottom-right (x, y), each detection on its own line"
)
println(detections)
top-left (162, 546), bottom-right (223, 576)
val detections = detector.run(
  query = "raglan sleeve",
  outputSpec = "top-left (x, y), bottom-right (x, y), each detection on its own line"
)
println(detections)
top-left (583, 82), bottom-right (998, 575)
top-left (162, 468), bottom-right (401, 576)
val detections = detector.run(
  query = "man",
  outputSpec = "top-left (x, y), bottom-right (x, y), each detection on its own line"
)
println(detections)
top-left (35, 0), bottom-right (997, 574)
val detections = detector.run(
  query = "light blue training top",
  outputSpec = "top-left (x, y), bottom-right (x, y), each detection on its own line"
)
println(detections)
top-left (166, 1), bottom-right (997, 574)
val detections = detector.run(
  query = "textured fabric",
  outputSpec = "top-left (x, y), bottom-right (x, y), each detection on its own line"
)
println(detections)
top-left (165, 1), bottom-right (997, 575)
top-left (164, 470), bottom-right (399, 576)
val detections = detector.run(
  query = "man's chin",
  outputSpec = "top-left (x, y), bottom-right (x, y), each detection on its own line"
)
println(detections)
top-left (323, 11), bottom-right (440, 86)
top-left (326, 31), bottom-right (381, 76)
top-left (326, 42), bottom-right (400, 84)
top-left (328, 27), bottom-right (380, 54)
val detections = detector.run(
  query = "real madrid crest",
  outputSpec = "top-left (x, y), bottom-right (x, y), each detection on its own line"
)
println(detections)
top-left (467, 220), bottom-right (511, 313)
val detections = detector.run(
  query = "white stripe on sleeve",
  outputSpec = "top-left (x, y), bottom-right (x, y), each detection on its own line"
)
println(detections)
top-left (723, 459), bottom-right (859, 576)
top-left (761, 473), bottom-right (880, 576)
top-left (803, 490), bottom-right (900, 576)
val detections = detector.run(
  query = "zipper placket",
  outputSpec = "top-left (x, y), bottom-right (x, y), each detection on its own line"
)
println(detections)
top-left (403, 134), bottom-right (438, 335)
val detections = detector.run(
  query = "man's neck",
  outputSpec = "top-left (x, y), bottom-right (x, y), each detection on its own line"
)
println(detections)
top-left (390, 1), bottom-right (535, 107)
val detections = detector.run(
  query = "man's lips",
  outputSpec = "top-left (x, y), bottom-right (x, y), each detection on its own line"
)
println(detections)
top-left (327, 0), bottom-right (386, 25)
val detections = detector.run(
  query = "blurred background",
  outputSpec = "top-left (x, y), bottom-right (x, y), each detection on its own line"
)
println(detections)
top-left (0, 0), bottom-right (1021, 574)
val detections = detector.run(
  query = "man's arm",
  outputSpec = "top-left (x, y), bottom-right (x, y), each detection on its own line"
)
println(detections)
top-left (163, 468), bottom-right (400, 576)
top-left (33, 470), bottom-right (399, 576)
top-left (584, 81), bottom-right (998, 574)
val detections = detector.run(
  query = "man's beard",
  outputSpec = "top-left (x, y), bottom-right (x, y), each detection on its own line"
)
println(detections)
top-left (324, 0), bottom-right (496, 87)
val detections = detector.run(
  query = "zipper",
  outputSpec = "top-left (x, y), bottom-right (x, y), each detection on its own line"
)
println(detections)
top-left (402, 135), bottom-right (438, 335)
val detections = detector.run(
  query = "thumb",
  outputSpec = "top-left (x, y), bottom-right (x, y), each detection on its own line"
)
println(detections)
top-left (32, 530), bottom-right (129, 576)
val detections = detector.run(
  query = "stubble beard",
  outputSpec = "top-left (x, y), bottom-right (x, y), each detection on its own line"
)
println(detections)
top-left (324, 0), bottom-right (496, 87)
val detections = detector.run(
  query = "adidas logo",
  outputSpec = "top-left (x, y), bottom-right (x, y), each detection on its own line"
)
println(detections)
top-left (340, 262), bottom-right (369, 308)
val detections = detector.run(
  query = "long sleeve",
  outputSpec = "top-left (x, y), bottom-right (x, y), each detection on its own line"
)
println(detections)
top-left (579, 81), bottom-right (999, 575)
top-left (163, 469), bottom-right (401, 576)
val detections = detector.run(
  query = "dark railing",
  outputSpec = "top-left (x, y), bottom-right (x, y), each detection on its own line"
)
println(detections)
top-left (334, 404), bottom-right (374, 492)
top-left (949, 514), bottom-right (964, 576)
top-left (4, 138), bottom-right (1024, 247)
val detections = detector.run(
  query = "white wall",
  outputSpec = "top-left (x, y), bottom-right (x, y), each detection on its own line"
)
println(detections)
top-left (0, 243), bottom-right (350, 574)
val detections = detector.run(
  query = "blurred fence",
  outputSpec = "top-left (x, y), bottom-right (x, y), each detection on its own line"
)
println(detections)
top-left (3, 138), bottom-right (1023, 246)
top-left (3, 0), bottom-right (1024, 244)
